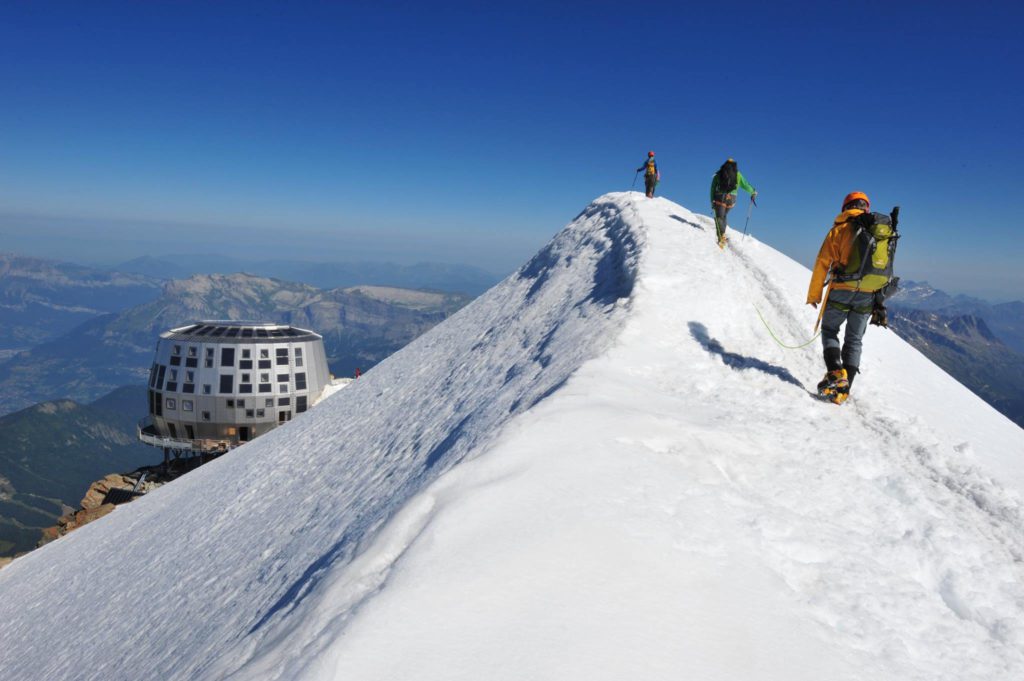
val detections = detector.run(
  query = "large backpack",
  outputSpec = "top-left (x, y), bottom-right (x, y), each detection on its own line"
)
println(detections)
top-left (716, 163), bottom-right (737, 194)
top-left (833, 209), bottom-right (900, 292)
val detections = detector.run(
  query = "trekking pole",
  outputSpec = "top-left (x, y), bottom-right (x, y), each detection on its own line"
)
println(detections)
top-left (631, 170), bottom-right (640, 190)
top-left (741, 195), bottom-right (755, 241)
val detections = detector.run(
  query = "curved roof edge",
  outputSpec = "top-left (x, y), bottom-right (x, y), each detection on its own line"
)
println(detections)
top-left (160, 321), bottom-right (322, 344)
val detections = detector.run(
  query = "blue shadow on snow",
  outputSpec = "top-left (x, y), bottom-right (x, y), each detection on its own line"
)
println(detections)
top-left (668, 214), bottom-right (705, 231)
top-left (688, 322), bottom-right (804, 389)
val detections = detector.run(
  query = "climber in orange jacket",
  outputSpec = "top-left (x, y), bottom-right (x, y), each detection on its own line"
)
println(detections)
top-left (807, 191), bottom-right (897, 404)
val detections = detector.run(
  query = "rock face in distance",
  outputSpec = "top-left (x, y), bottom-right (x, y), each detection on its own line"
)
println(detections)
top-left (0, 273), bottom-right (471, 415)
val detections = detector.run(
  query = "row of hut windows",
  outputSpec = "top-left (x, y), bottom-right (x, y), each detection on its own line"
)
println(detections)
top-left (150, 366), bottom-right (307, 394)
top-left (170, 345), bottom-right (303, 369)
top-left (160, 395), bottom-right (307, 418)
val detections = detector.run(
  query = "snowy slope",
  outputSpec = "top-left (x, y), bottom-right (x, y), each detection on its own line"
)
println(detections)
top-left (2, 194), bottom-right (1023, 680)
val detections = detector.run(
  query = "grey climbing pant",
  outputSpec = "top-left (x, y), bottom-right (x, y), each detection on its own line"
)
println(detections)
top-left (821, 288), bottom-right (874, 371)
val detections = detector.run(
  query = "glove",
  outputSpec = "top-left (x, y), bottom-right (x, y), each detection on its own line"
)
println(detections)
top-left (870, 303), bottom-right (888, 328)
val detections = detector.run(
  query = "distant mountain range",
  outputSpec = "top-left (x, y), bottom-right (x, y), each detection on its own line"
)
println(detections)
top-left (0, 252), bottom-right (499, 355)
top-left (0, 274), bottom-right (471, 416)
top-left (889, 280), bottom-right (1024, 353)
top-left (0, 253), bottom-right (162, 350)
top-left (0, 385), bottom-right (155, 557)
top-left (887, 281), bottom-right (1024, 427)
top-left (111, 254), bottom-right (501, 297)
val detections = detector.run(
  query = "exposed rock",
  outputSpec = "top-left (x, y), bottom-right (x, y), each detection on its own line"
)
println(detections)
top-left (80, 474), bottom-right (136, 510)
top-left (39, 470), bottom-right (165, 546)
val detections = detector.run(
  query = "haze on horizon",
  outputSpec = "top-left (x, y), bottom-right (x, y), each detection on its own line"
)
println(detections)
top-left (1, 2), bottom-right (1021, 300)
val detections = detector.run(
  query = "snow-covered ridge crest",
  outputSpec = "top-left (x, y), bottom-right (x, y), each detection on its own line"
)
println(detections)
top-left (0, 194), bottom-right (641, 680)
top-left (4, 192), bottom-right (1024, 680)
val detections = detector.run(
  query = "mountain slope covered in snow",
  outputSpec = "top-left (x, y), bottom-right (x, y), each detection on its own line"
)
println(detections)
top-left (1, 194), bottom-right (1023, 681)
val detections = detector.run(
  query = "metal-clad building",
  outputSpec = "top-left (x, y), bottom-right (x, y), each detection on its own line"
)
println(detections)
top-left (140, 321), bottom-right (331, 452)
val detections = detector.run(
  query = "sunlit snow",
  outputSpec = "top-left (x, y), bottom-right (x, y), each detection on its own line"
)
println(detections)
top-left (1, 193), bottom-right (1022, 681)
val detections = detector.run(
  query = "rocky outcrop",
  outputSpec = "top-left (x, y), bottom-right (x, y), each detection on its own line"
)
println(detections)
top-left (39, 472), bottom-right (163, 546)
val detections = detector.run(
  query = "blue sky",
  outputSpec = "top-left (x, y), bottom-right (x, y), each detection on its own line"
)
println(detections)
top-left (1, 1), bottom-right (1021, 299)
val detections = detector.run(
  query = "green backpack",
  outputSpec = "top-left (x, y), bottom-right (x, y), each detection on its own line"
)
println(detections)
top-left (833, 208), bottom-right (900, 293)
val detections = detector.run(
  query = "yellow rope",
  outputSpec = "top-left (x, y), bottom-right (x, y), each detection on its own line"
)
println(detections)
top-left (754, 304), bottom-right (821, 350)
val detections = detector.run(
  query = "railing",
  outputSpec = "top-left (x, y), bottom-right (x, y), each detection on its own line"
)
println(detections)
top-left (136, 417), bottom-right (233, 454)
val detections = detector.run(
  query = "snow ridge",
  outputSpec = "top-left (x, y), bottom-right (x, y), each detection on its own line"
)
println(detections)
top-left (2, 193), bottom-right (1024, 681)
top-left (276, 194), bottom-right (1024, 680)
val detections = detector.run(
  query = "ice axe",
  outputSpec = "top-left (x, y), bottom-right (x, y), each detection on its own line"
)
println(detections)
top-left (631, 170), bottom-right (640, 190)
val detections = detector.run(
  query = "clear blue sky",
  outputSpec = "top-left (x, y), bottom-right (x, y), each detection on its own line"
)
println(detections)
top-left (1, 1), bottom-right (1021, 299)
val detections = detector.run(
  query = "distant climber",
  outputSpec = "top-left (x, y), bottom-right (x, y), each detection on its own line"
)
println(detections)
top-left (710, 158), bottom-right (756, 249)
top-left (637, 151), bottom-right (659, 198)
top-left (807, 191), bottom-right (901, 404)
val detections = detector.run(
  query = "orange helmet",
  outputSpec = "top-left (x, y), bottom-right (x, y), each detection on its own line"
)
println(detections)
top-left (648, 151), bottom-right (655, 157)
top-left (842, 191), bottom-right (870, 211)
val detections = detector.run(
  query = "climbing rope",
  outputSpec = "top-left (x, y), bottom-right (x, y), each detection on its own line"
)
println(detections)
top-left (754, 304), bottom-right (820, 349)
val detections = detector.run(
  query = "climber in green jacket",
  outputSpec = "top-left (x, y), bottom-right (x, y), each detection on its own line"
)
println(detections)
top-left (710, 158), bottom-right (756, 248)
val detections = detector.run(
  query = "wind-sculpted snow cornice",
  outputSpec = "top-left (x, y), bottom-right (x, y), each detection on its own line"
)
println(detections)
top-left (518, 193), bottom-right (642, 306)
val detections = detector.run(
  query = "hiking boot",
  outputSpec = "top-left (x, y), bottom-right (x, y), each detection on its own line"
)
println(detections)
top-left (817, 368), bottom-right (849, 404)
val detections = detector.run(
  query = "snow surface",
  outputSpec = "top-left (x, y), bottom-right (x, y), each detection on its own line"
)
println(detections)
top-left (2, 193), bottom-right (1023, 680)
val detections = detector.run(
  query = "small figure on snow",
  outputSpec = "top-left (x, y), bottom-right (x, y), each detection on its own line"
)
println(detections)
top-left (807, 191), bottom-right (901, 405)
top-left (710, 158), bottom-right (757, 249)
top-left (637, 151), bottom-right (659, 198)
